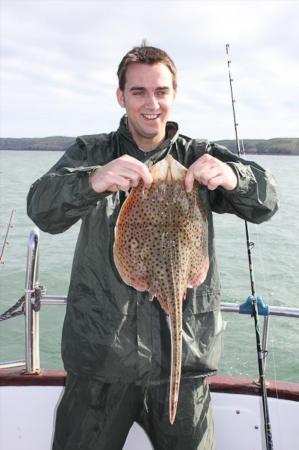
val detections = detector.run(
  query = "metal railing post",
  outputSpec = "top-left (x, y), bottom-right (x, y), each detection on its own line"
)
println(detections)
top-left (24, 228), bottom-right (40, 374)
top-left (261, 316), bottom-right (270, 373)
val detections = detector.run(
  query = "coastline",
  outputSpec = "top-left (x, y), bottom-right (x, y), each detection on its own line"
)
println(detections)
top-left (0, 137), bottom-right (298, 155)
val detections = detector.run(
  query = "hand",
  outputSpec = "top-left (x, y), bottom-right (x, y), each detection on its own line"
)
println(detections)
top-left (89, 155), bottom-right (153, 193)
top-left (185, 154), bottom-right (238, 192)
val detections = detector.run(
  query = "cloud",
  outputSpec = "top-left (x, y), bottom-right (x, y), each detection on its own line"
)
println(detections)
top-left (1, 0), bottom-right (298, 138)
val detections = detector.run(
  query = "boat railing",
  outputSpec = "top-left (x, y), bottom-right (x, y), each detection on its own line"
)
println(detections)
top-left (1, 228), bottom-right (299, 373)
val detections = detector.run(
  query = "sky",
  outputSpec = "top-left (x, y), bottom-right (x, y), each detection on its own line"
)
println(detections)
top-left (0, 0), bottom-right (298, 140)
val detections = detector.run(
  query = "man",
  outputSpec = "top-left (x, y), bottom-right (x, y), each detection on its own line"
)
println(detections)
top-left (27, 45), bottom-right (278, 450)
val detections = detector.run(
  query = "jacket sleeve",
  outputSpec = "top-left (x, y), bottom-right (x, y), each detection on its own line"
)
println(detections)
top-left (208, 143), bottom-right (279, 224)
top-left (27, 137), bottom-right (107, 234)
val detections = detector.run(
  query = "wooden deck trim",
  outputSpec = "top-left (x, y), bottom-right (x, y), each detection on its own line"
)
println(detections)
top-left (0, 369), bottom-right (66, 386)
top-left (209, 375), bottom-right (299, 401)
top-left (0, 369), bottom-right (298, 402)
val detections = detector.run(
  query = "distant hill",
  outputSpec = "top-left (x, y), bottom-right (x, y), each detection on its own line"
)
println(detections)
top-left (0, 136), bottom-right (298, 155)
top-left (0, 136), bottom-right (75, 151)
top-left (216, 138), bottom-right (299, 156)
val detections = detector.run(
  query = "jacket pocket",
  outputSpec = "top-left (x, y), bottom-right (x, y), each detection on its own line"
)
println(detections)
top-left (182, 309), bottom-right (224, 375)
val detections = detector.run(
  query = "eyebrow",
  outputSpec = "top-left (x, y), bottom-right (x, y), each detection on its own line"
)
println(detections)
top-left (129, 87), bottom-right (145, 92)
top-left (129, 86), bottom-right (171, 92)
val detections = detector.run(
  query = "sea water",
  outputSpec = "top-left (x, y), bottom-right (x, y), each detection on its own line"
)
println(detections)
top-left (0, 151), bottom-right (298, 383)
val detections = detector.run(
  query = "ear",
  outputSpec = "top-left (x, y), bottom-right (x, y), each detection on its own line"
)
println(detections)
top-left (116, 88), bottom-right (125, 108)
top-left (171, 87), bottom-right (177, 102)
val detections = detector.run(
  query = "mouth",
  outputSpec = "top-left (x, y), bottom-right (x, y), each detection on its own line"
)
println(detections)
top-left (141, 113), bottom-right (161, 120)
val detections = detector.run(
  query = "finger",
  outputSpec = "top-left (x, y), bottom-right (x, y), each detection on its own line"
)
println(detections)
top-left (185, 156), bottom-right (214, 191)
top-left (196, 166), bottom-right (222, 186)
top-left (108, 184), bottom-right (119, 193)
top-left (184, 169), bottom-right (195, 193)
top-left (130, 177), bottom-right (142, 188)
top-left (114, 167), bottom-right (147, 189)
top-left (206, 174), bottom-right (225, 191)
top-left (206, 163), bottom-right (238, 190)
top-left (118, 158), bottom-right (153, 188)
top-left (119, 179), bottom-right (131, 191)
top-left (135, 165), bottom-right (152, 188)
top-left (107, 174), bottom-right (131, 192)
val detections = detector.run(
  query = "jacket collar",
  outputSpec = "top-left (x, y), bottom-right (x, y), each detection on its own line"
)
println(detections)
top-left (117, 115), bottom-right (179, 163)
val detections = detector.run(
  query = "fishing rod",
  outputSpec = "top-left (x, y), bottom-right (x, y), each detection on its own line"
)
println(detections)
top-left (225, 44), bottom-right (274, 450)
top-left (0, 209), bottom-right (15, 265)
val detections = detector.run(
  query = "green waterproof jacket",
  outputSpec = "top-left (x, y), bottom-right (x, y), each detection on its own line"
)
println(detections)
top-left (27, 117), bottom-right (279, 384)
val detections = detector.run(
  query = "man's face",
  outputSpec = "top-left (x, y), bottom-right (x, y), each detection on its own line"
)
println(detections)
top-left (116, 62), bottom-right (176, 151)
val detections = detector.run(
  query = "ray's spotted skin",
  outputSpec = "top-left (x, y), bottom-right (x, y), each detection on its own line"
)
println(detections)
top-left (113, 155), bottom-right (209, 424)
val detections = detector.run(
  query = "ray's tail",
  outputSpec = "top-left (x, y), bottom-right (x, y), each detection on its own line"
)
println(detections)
top-left (168, 299), bottom-right (183, 424)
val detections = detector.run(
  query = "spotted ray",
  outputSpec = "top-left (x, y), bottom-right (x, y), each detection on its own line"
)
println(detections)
top-left (113, 154), bottom-right (209, 424)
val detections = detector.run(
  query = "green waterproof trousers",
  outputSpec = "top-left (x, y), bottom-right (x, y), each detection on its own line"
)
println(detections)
top-left (52, 375), bottom-right (215, 450)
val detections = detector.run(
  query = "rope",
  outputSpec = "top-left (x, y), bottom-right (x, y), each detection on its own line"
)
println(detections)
top-left (0, 286), bottom-right (44, 322)
top-left (0, 295), bottom-right (25, 321)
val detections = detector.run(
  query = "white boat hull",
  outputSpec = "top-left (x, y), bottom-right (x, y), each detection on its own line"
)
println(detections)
top-left (1, 384), bottom-right (298, 450)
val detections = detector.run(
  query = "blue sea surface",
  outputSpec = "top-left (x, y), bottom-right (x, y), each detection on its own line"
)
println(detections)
top-left (0, 151), bottom-right (298, 383)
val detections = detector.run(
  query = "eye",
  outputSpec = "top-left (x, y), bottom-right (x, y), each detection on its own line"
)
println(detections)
top-left (131, 89), bottom-right (144, 96)
top-left (156, 89), bottom-right (169, 97)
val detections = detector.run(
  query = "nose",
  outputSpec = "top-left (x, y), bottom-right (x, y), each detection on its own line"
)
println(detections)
top-left (145, 94), bottom-right (159, 110)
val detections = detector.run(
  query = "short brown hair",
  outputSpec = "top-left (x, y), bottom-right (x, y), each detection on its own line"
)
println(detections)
top-left (117, 45), bottom-right (177, 91)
